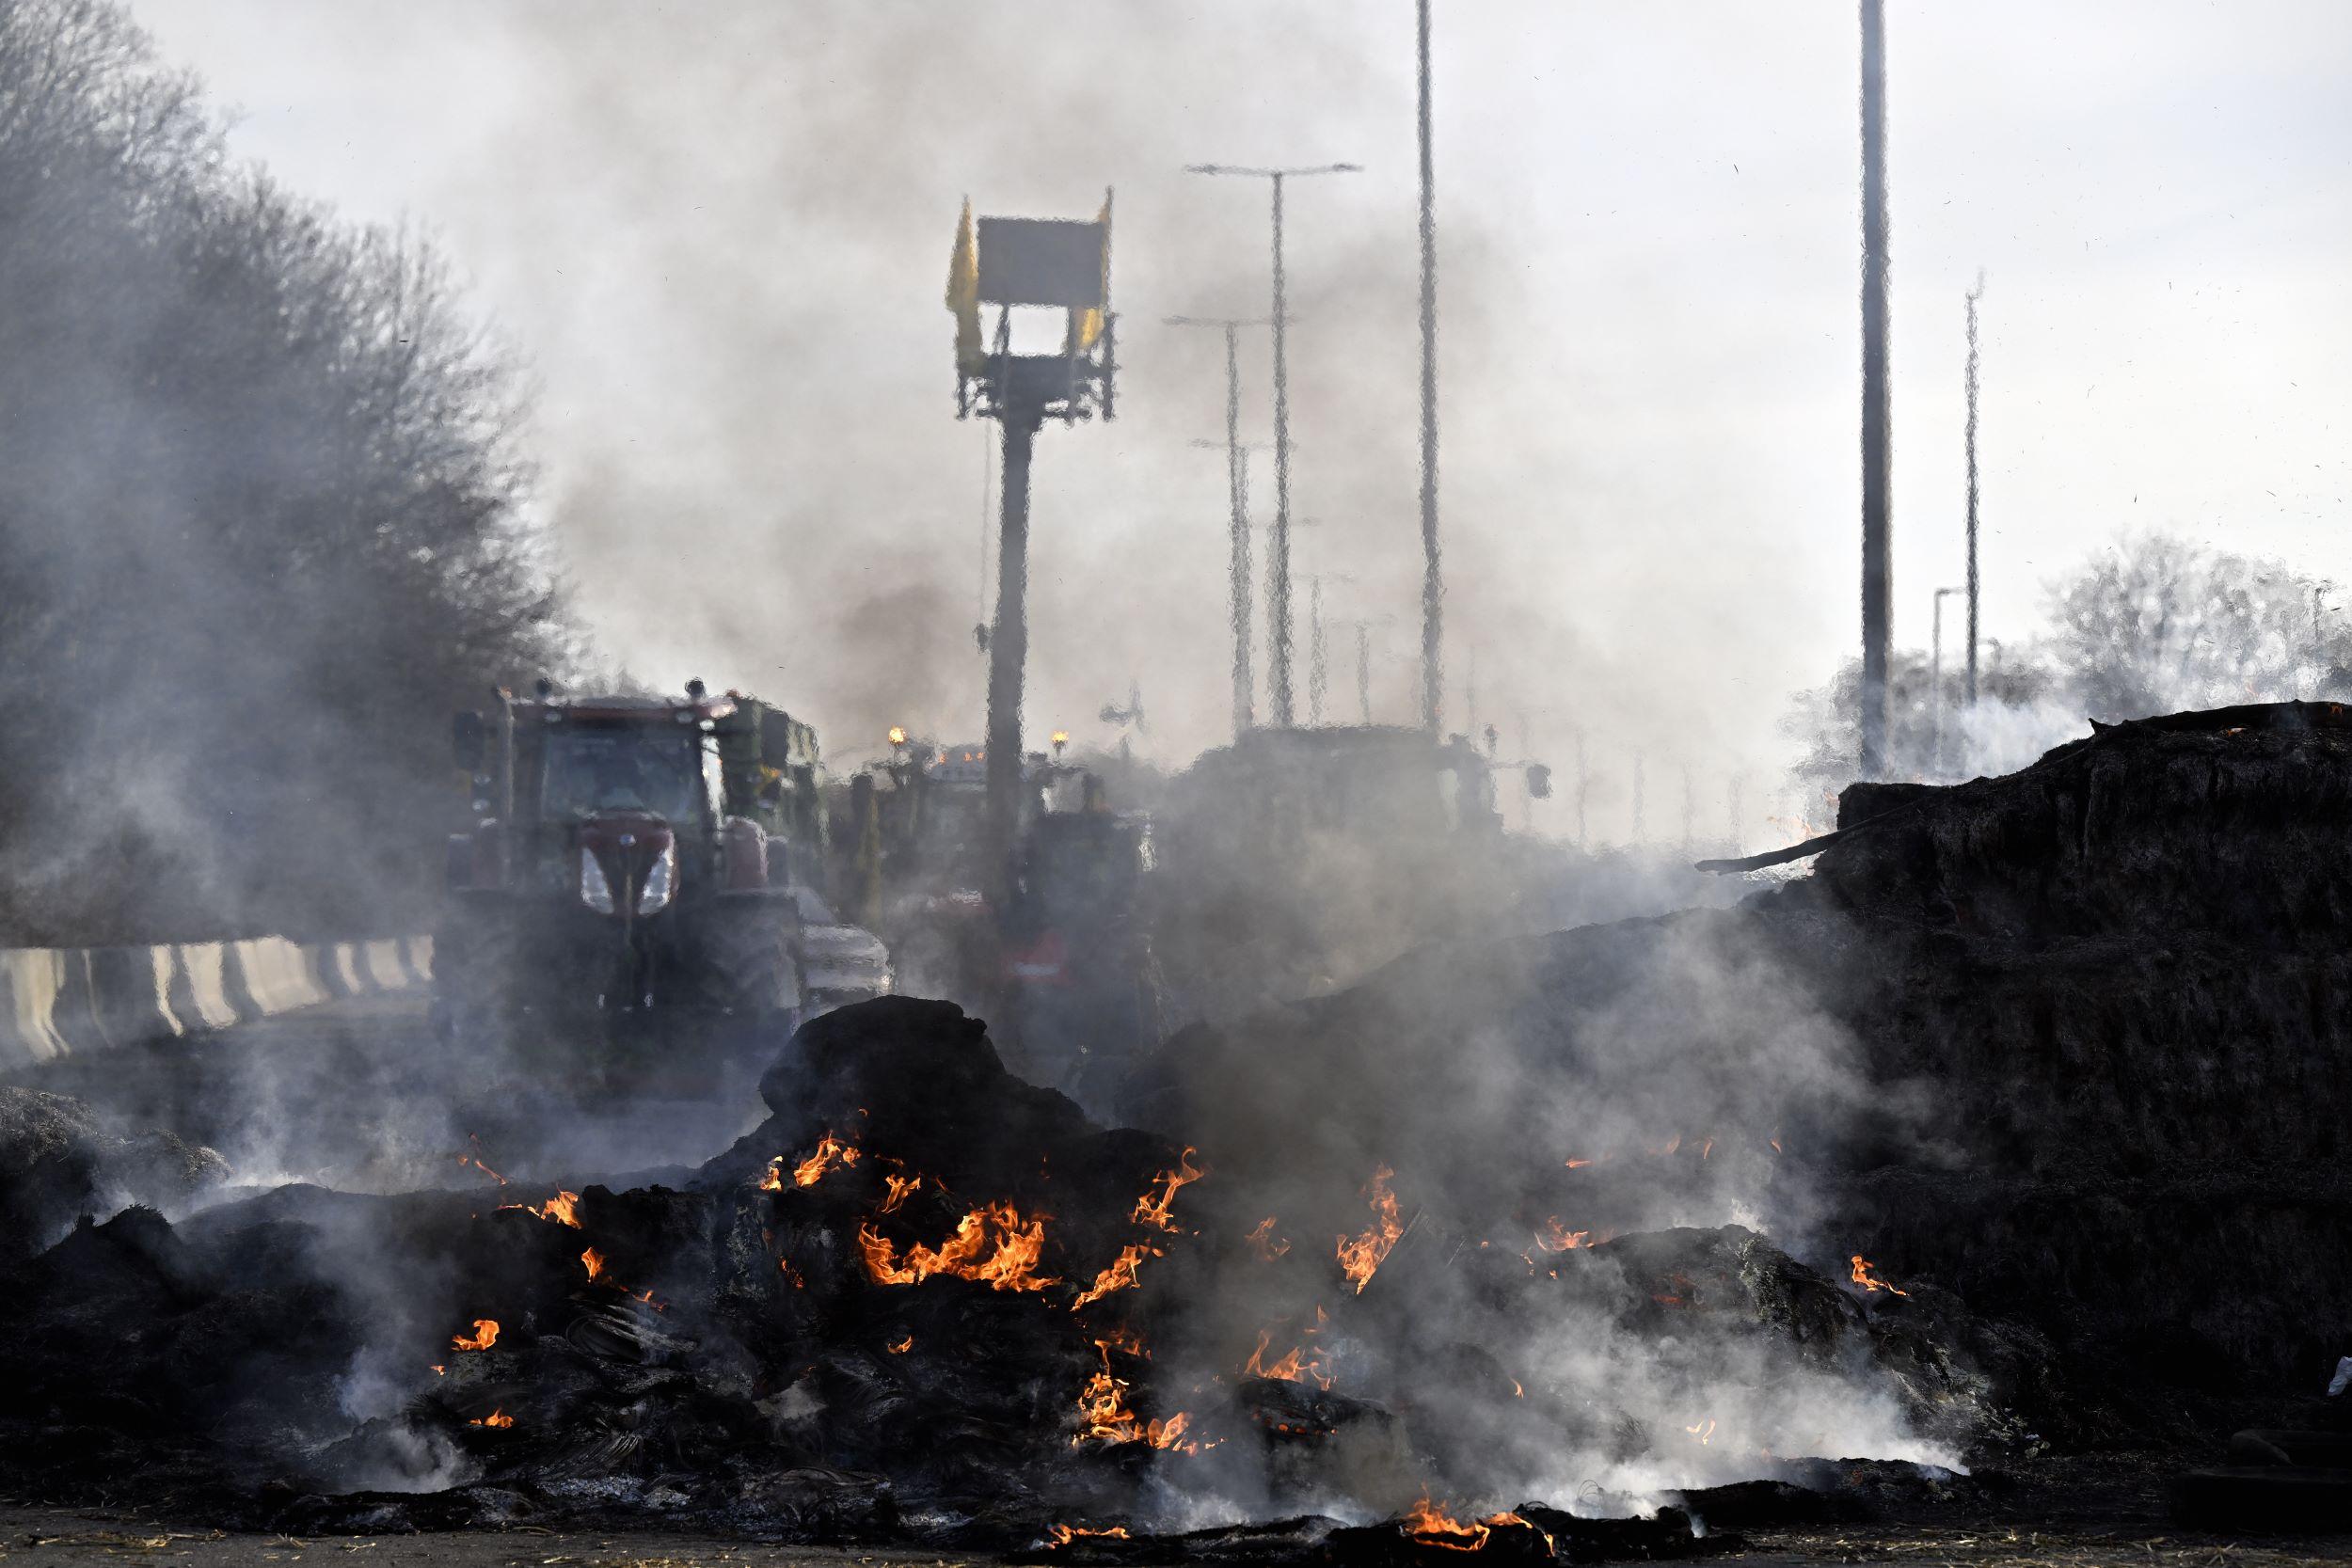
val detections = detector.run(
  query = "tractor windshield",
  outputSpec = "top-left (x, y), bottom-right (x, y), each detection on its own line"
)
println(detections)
top-left (541, 729), bottom-right (704, 822)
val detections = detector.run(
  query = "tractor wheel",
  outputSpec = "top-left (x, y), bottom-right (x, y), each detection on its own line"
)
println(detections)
top-left (695, 907), bottom-right (803, 1023)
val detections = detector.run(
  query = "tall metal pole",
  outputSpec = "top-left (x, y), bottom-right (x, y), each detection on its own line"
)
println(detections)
top-left (1416, 0), bottom-right (1443, 735)
top-left (1859, 0), bottom-right (1894, 778)
top-left (1268, 173), bottom-right (1295, 726)
top-left (1931, 585), bottom-right (1963, 778)
top-left (983, 407), bottom-right (1040, 907)
top-left (1308, 575), bottom-right (1327, 726)
top-left (1186, 161), bottom-right (1359, 729)
top-left (1357, 624), bottom-right (1372, 724)
top-left (1226, 326), bottom-right (1253, 738)
top-left (1964, 270), bottom-right (1985, 707)
top-left (1631, 751), bottom-right (1646, 846)
top-left (1171, 312), bottom-right (1274, 739)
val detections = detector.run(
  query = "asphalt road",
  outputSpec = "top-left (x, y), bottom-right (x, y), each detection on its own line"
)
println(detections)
top-left (6, 1502), bottom-right (2351, 1568)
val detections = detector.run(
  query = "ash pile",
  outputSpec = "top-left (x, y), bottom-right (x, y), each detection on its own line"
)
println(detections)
top-left (0, 993), bottom-right (2017, 1554)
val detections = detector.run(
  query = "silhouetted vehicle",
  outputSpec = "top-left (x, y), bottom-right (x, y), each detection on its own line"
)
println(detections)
top-left (434, 682), bottom-right (886, 1078)
top-left (1151, 724), bottom-right (1526, 1024)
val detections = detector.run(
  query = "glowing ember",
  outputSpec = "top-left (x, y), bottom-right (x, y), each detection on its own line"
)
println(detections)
top-left (1073, 1338), bottom-right (1193, 1451)
top-left (1563, 1156), bottom-right (1597, 1169)
top-left (792, 1134), bottom-right (862, 1188)
top-left (428, 1365), bottom-right (444, 1376)
top-left (886, 1334), bottom-right (914, 1354)
top-left (1533, 1216), bottom-right (1591, 1253)
top-left (469, 1409), bottom-right (515, 1429)
top-left (859, 1201), bottom-right (1058, 1293)
top-left (1246, 1215), bottom-right (1291, 1259)
top-left (580, 1247), bottom-right (606, 1281)
top-left (779, 1259), bottom-right (804, 1289)
top-left (1131, 1148), bottom-right (1205, 1231)
top-left (881, 1173), bottom-right (922, 1212)
top-left (1850, 1254), bottom-right (1911, 1296)
top-left (1046, 1525), bottom-right (1132, 1547)
top-left (1336, 1164), bottom-right (1403, 1294)
top-left (452, 1319), bottom-right (499, 1353)
top-left (1071, 1243), bottom-right (1160, 1311)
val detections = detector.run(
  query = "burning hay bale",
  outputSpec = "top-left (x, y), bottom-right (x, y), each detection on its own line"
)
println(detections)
top-left (0, 994), bottom-right (2018, 1549)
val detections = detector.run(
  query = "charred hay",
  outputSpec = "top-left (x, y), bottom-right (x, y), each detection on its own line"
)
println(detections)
top-left (0, 997), bottom-right (2009, 1549)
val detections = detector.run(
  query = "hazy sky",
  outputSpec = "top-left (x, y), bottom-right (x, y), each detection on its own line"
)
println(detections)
top-left (128, 1), bottom-right (2352, 835)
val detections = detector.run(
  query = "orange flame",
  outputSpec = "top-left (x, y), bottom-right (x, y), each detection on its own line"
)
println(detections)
top-left (1131, 1148), bottom-right (1205, 1232)
top-left (792, 1134), bottom-right (862, 1188)
top-left (469, 1408), bottom-right (515, 1429)
top-left (1246, 1216), bottom-right (1291, 1260)
top-left (859, 1201), bottom-right (1058, 1293)
top-left (499, 1189), bottom-right (583, 1227)
top-left (1336, 1165), bottom-right (1403, 1294)
top-left (452, 1319), bottom-right (500, 1353)
top-left (1685, 1418), bottom-right (1718, 1445)
top-left (1402, 1497), bottom-right (1491, 1552)
top-left (1097, 1323), bottom-right (1151, 1359)
top-left (456, 1154), bottom-right (508, 1186)
top-left (881, 1173), bottom-right (923, 1212)
top-left (1073, 1338), bottom-right (1193, 1451)
top-left (1072, 1243), bottom-right (1161, 1311)
top-left (580, 1247), bottom-right (606, 1281)
top-left (1243, 1328), bottom-right (1333, 1390)
top-left (1534, 1217), bottom-right (1591, 1253)
top-left (1046, 1525), bottom-right (1132, 1547)
top-left (886, 1333), bottom-right (914, 1354)
top-left (778, 1259), bottom-right (804, 1289)
top-left (1563, 1156), bottom-right (1598, 1169)
top-left (758, 1161), bottom-right (786, 1192)
top-left (1850, 1254), bottom-right (1910, 1296)
top-left (428, 1365), bottom-right (444, 1376)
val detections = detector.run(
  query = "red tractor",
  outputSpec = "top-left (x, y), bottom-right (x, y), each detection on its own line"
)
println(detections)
top-left (434, 680), bottom-right (887, 1072)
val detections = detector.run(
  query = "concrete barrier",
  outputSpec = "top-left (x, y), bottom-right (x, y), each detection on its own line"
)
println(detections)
top-left (0, 934), bottom-right (433, 1070)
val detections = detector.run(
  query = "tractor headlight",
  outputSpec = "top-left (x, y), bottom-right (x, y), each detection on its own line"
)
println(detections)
top-left (580, 847), bottom-right (615, 914)
top-left (636, 841), bottom-right (676, 915)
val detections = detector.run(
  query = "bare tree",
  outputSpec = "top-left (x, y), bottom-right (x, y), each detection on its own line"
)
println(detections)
top-left (0, 0), bottom-right (572, 942)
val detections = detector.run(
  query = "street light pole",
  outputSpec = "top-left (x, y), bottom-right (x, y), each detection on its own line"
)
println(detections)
top-left (1416, 0), bottom-right (1443, 736)
top-left (1186, 161), bottom-right (1360, 728)
top-left (1170, 314), bottom-right (1276, 741)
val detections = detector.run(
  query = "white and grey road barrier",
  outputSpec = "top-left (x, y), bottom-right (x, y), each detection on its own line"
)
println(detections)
top-left (0, 935), bottom-right (432, 1069)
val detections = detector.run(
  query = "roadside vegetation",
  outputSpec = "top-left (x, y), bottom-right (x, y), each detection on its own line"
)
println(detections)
top-left (0, 0), bottom-right (570, 942)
